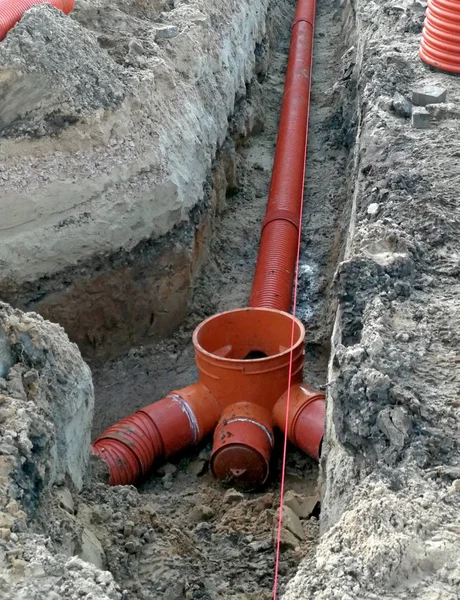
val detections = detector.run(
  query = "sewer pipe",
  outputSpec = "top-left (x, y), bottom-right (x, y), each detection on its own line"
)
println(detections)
top-left (249, 0), bottom-right (316, 312)
top-left (92, 0), bottom-right (324, 487)
top-left (420, 0), bottom-right (460, 73)
top-left (0, 0), bottom-right (74, 41)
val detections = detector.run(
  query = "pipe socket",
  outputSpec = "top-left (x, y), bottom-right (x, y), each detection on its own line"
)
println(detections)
top-left (0, 0), bottom-right (74, 41)
top-left (193, 307), bottom-right (305, 410)
top-left (420, 0), bottom-right (460, 73)
top-left (273, 384), bottom-right (325, 460)
top-left (211, 402), bottom-right (274, 485)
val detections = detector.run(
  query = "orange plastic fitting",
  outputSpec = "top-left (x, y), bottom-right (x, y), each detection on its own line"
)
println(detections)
top-left (211, 402), bottom-right (274, 485)
top-left (193, 308), bottom-right (305, 410)
top-left (249, 0), bottom-right (316, 311)
top-left (273, 384), bottom-right (325, 460)
top-left (420, 0), bottom-right (460, 73)
top-left (93, 308), bottom-right (325, 486)
top-left (92, 382), bottom-right (220, 485)
top-left (0, 0), bottom-right (74, 41)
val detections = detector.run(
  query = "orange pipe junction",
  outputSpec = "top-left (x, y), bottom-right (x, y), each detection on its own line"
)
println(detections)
top-left (420, 0), bottom-right (460, 73)
top-left (92, 0), bottom-right (325, 487)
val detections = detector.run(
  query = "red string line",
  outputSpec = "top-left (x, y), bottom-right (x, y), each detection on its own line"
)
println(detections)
top-left (272, 63), bottom-right (313, 600)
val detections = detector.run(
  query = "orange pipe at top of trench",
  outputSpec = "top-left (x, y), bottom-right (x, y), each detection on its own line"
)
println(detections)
top-left (0, 0), bottom-right (74, 41)
top-left (249, 0), bottom-right (316, 312)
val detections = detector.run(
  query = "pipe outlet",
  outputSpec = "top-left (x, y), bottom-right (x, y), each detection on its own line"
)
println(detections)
top-left (211, 402), bottom-right (274, 485)
top-left (92, 382), bottom-right (220, 485)
top-left (273, 384), bottom-right (325, 460)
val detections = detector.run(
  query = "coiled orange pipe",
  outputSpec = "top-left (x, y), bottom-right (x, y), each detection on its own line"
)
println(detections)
top-left (249, 0), bottom-right (315, 311)
top-left (0, 0), bottom-right (74, 41)
top-left (420, 0), bottom-right (460, 73)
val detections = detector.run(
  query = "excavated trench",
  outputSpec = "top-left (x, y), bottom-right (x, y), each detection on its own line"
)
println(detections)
top-left (2, 0), bottom-right (460, 597)
top-left (84, 0), bottom-right (352, 597)
top-left (1, 0), bottom-right (354, 596)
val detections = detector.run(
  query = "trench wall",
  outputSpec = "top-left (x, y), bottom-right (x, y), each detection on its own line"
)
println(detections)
top-left (0, 0), bottom-right (271, 361)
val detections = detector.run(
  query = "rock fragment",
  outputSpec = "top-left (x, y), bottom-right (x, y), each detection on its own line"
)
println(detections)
top-left (274, 505), bottom-right (305, 546)
top-left (411, 107), bottom-right (430, 129)
top-left (367, 203), bottom-right (380, 216)
top-left (412, 85), bottom-right (447, 107)
top-left (223, 488), bottom-right (244, 504)
top-left (154, 25), bottom-right (180, 40)
top-left (283, 491), bottom-right (319, 519)
top-left (392, 92), bottom-right (412, 118)
top-left (79, 527), bottom-right (105, 569)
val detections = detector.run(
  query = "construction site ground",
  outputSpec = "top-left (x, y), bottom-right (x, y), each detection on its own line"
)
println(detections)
top-left (0, 0), bottom-right (460, 598)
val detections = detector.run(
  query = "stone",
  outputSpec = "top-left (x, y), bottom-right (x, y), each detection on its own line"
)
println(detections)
top-left (158, 463), bottom-right (177, 476)
top-left (163, 581), bottom-right (185, 599)
top-left (186, 457), bottom-right (207, 476)
top-left (254, 493), bottom-right (273, 512)
top-left (224, 488), bottom-right (244, 504)
top-left (162, 473), bottom-right (173, 489)
top-left (412, 85), bottom-right (447, 107)
top-left (124, 540), bottom-right (140, 554)
top-left (367, 203), bottom-right (380, 216)
top-left (154, 25), bottom-right (180, 40)
top-left (392, 92), bottom-right (412, 118)
top-left (283, 491), bottom-right (319, 519)
top-left (79, 527), bottom-right (104, 569)
top-left (411, 107), bottom-right (430, 129)
top-left (277, 505), bottom-right (305, 540)
top-left (0, 329), bottom-right (13, 379)
top-left (65, 557), bottom-right (82, 570)
top-left (6, 499), bottom-right (19, 515)
top-left (128, 39), bottom-right (144, 56)
top-left (0, 513), bottom-right (14, 529)
top-left (189, 504), bottom-right (214, 524)
top-left (123, 521), bottom-right (135, 537)
top-left (272, 519), bottom-right (300, 551)
top-left (56, 487), bottom-right (75, 514)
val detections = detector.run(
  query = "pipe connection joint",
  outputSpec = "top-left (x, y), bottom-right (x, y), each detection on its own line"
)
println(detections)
top-left (92, 308), bottom-right (325, 487)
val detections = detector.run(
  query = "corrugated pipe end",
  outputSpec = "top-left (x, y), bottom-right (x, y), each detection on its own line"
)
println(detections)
top-left (0, 0), bottom-right (75, 42)
top-left (419, 0), bottom-right (460, 73)
top-left (92, 383), bottom-right (220, 486)
top-left (273, 384), bottom-right (325, 461)
top-left (211, 402), bottom-right (274, 486)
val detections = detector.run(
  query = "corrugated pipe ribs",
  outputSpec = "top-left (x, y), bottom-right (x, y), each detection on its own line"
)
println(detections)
top-left (92, 0), bottom-right (326, 487)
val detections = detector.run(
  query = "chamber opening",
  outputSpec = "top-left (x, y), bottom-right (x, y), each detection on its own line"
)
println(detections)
top-left (194, 308), bottom-right (305, 361)
top-left (243, 350), bottom-right (268, 360)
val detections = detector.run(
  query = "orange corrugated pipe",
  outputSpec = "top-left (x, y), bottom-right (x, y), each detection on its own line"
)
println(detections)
top-left (92, 0), bottom-right (325, 487)
top-left (0, 0), bottom-right (74, 41)
top-left (92, 383), bottom-right (221, 485)
top-left (420, 0), bottom-right (460, 73)
top-left (249, 0), bottom-right (315, 312)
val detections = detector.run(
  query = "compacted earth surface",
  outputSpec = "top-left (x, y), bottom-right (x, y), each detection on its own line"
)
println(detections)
top-left (1, 0), bottom-right (460, 598)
